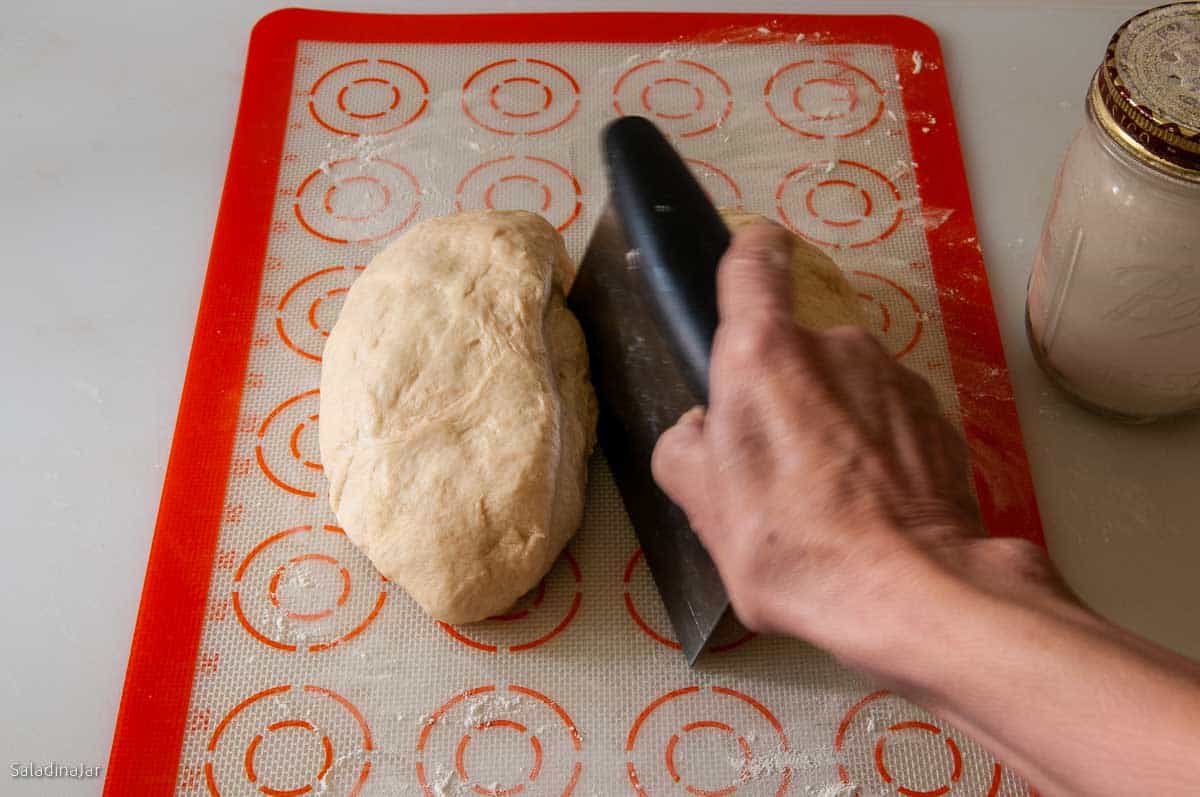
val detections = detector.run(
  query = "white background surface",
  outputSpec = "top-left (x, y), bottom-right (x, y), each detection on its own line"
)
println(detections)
top-left (2, 0), bottom-right (1196, 790)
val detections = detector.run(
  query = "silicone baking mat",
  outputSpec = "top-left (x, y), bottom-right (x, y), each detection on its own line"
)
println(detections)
top-left (107, 10), bottom-right (1045, 797)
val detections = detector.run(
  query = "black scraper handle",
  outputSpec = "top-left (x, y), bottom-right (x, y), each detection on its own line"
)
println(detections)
top-left (604, 117), bottom-right (730, 401)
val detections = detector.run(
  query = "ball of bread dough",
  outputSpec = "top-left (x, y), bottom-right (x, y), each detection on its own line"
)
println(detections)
top-left (319, 210), bottom-right (598, 624)
top-left (720, 210), bottom-right (867, 330)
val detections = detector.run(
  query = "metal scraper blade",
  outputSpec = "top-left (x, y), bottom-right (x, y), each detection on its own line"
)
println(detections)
top-left (569, 204), bottom-right (730, 665)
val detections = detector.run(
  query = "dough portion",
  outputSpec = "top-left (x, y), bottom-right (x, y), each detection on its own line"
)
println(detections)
top-left (319, 210), bottom-right (597, 624)
top-left (721, 210), bottom-right (867, 330)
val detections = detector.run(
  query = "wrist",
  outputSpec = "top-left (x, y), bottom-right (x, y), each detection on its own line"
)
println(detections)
top-left (767, 532), bottom-right (963, 677)
top-left (792, 533), bottom-right (1051, 692)
top-left (822, 551), bottom-right (981, 688)
top-left (826, 549), bottom-right (1085, 703)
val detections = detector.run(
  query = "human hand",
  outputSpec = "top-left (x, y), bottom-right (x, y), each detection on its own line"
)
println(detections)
top-left (651, 224), bottom-right (1200, 797)
top-left (651, 222), bottom-right (1069, 671)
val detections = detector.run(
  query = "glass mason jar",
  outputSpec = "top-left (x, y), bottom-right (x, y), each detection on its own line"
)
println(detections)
top-left (1027, 2), bottom-right (1200, 422)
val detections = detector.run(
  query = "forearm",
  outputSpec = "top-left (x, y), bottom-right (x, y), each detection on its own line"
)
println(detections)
top-left (839, 565), bottom-right (1200, 796)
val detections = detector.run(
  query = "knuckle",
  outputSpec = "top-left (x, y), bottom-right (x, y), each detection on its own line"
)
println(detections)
top-left (729, 595), bottom-right (769, 633)
top-left (981, 538), bottom-right (1063, 587)
top-left (826, 324), bottom-right (887, 356)
top-left (720, 317), bottom-right (795, 363)
top-left (988, 537), bottom-right (1045, 569)
top-left (649, 436), bottom-right (672, 477)
top-left (726, 244), bottom-right (788, 269)
top-left (650, 430), bottom-right (686, 481)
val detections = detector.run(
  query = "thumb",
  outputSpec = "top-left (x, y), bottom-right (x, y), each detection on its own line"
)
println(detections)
top-left (651, 407), bottom-right (711, 527)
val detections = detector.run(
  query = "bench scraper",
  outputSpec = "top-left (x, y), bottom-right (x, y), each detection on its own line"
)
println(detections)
top-left (568, 116), bottom-right (733, 665)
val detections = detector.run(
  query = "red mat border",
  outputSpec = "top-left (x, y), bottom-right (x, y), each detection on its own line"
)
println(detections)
top-left (105, 10), bottom-right (1043, 793)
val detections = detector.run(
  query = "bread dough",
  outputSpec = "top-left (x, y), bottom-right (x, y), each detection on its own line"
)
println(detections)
top-left (721, 210), bottom-right (867, 330)
top-left (319, 210), bottom-right (598, 624)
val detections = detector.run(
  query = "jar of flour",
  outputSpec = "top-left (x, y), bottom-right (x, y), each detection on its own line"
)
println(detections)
top-left (1027, 2), bottom-right (1200, 421)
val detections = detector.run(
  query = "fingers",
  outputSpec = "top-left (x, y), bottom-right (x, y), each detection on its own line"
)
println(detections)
top-left (717, 222), bottom-right (796, 324)
top-left (651, 407), bottom-right (710, 524)
top-left (710, 223), bottom-right (809, 423)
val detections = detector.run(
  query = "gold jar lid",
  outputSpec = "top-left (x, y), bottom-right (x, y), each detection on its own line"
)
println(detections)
top-left (1089, 2), bottom-right (1200, 181)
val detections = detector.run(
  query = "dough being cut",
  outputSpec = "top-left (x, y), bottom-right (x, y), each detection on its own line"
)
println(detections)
top-left (721, 210), bottom-right (867, 330)
top-left (319, 210), bottom-right (598, 624)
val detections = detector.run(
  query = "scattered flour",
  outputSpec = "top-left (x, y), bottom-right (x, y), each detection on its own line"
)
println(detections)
top-left (738, 746), bottom-right (820, 782)
top-left (808, 785), bottom-right (857, 797)
top-left (425, 763), bottom-right (458, 797)
top-left (463, 693), bottom-right (523, 728)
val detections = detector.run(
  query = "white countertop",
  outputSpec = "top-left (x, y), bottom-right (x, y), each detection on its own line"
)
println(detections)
top-left (3, 0), bottom-right (1196, 786)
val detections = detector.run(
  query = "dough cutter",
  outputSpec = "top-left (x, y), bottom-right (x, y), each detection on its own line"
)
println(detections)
top-left (569, 116), bottom-right (732, 665)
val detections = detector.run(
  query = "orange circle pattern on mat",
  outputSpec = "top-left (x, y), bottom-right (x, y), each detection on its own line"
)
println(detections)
top-left (275, 264), bottom-right (365, 362)
top-left (231, 523), bottom-right (388, 653)
top-left (308, 58), bottom-right (430, 137)
top-left (437, 551), bottom-right (583, 654)
top-left (255, 390), bottom-right (324, 499)
top-left (622, 549), bottom-right (755, 655)
top-left (612, 59), bottom-right (734, 139)
top-left (626, 686), bottom-right (791, 796)
top-left (417, 684), bottom-right (583, 797)
top-left (454, 155), bottom-right (582, 232)
top-left (849, 270), bottom-right (926, 359)
top-left (764, 58), bottom-right (886, 139)
top-left (461, 57), bottom-right (581, 136)
top-left (684, 158), bottom-right (744, 211)
top-left (294, 158), bottom-right (422, 244)
top-left (205, 684), bottom-right (373, 796)
top-left (775, 159), bottom-right (905, 249)
top-left (834, 690), bottom-right (1029, 797)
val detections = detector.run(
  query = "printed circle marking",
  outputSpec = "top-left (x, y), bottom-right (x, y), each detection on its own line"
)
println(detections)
top-left (775, 160), bottom-right (904, 249)
top-left (294, 158), bottom-right (421, 244)
top-left (835, 690), bottom-right (1014, 797)
top-left (455, 156), bottom-right (582, 232)
top-left (623, 549), bottom-right (755, 654)
top-left (205, 684), bottom-right (372, 796)
top-left (308, 58), bottom-right (429, 137)
top-left (275, 265), bottom-right (365, 362)
top-left (626, 686), bottom-right (791, 796)
top-left (462, 58), bottom-right (581, 136)
top-left (438, 551), bottom-right (583, 653)
top-left (256, 390), bottom-right (324, 498)
top-left (416, 684), bottom-right (582, 796)
top-left (849, 271), bottom-right (925, 359)
top-left (684, 159), bottom-right (744, 212)
top-left (232, 524), bottom-right (387, 653)
top-left (613, 60), bottom-right (733, 138)
top-left (765, 60), bottom-right (886, 139)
